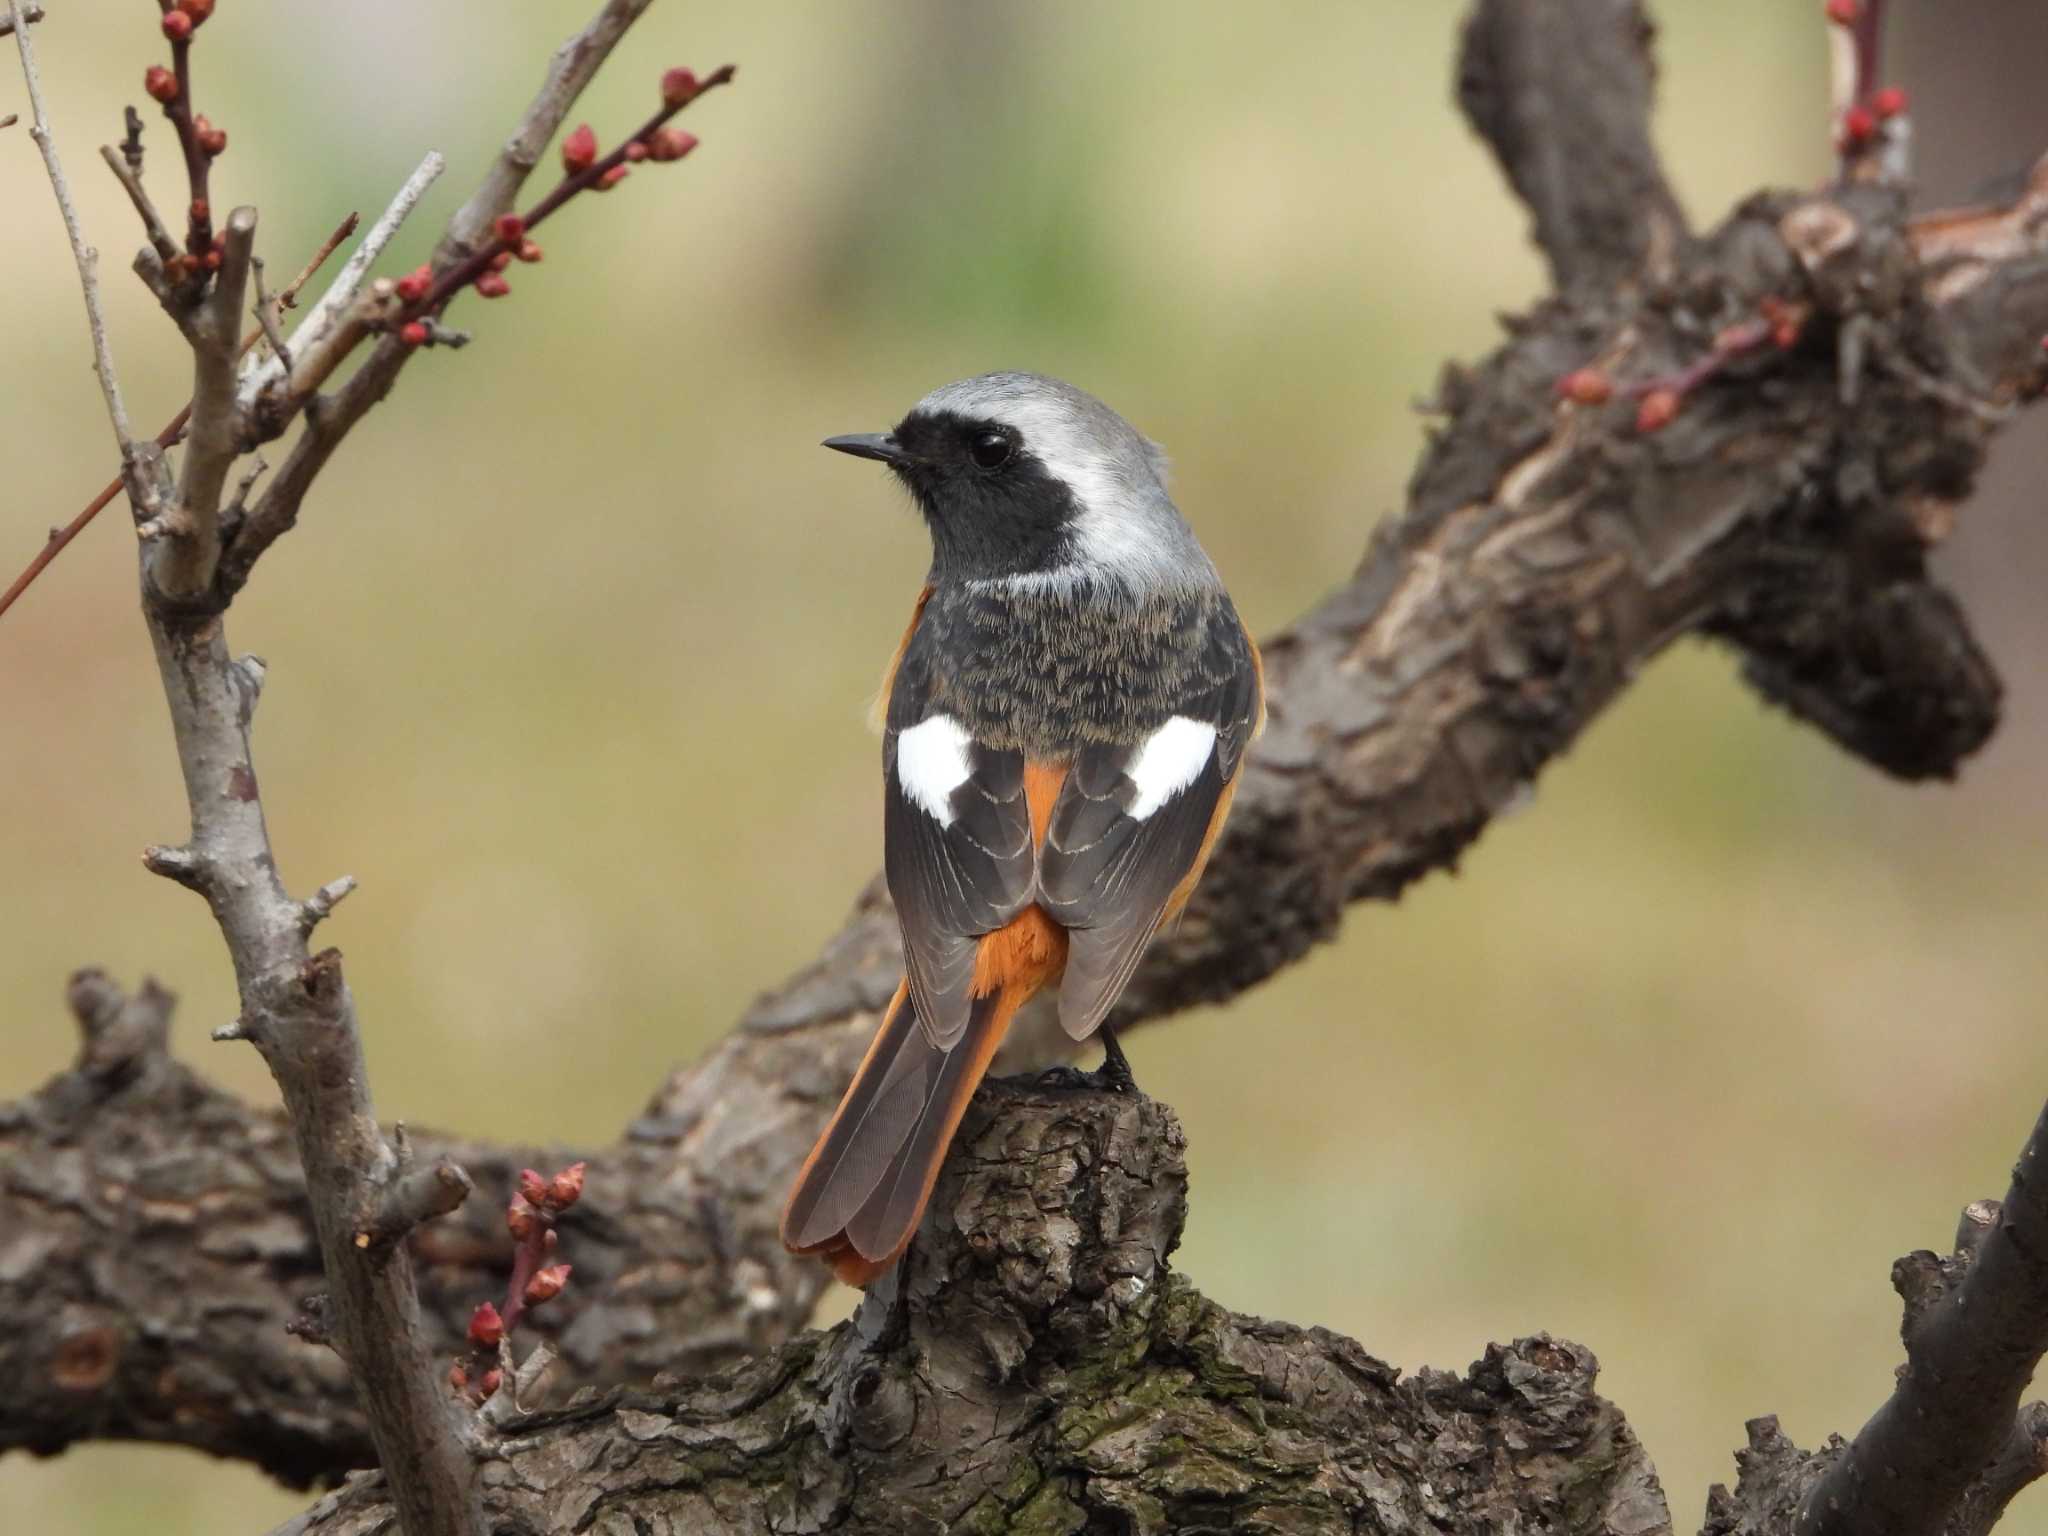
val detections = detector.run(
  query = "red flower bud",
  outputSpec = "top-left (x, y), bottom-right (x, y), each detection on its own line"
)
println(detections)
top-left (597, 165), bottom-right (630, 190)
top-left (467, 1301), bottom-right (504, 1348)
top-left (562, 123), bottom-right (598, 174)
top-left (516, 240), bottom-right (544, 264)
top-left (399, 321), bottom-right (430, 348)
top-left (475, 272), bottom-right (511, 299)
top-left (448, 1364), bottom-right (469, 1391)
top-left (479, 1368), bottom-right (502, 1398)
top-left (624, 140), bottom-right (649, 163)
top-left (1635, 388), bottom-right (1680, 434)
top-left (179, 0), bottom-right (216, 21)
top-left (488, 250), bottom-right (512, 273)
top-left (1824, 0), bottom-right (1858, 23)
top-left (162, 10), bottom-right (193, 42)
top-left (547, 1162), bottom-right (586, 1211)
top-left (165, 254), bottom-right (193, 285)
top-left (144, 66), bottom-right (179, 104)
top-left (506, 1198), bottom-right (538, 1241)
top-left (1555, 368), bottom-right (1612, 406)
top-left (661, 67), bottom-right (699, 107)
top-left (493, 213), bottom-right (526, 245)
top-left (194, 116), bottom-right (227, 156)
top-left (203, 248), bottom-right (223, 271)
top-left (1872, 86), bottom-right (1907, 120)
top-left (395, 271), bottom-right (431, 304)
top-left (517, 1169), bottom-right (548, 1206)
top-left (524, 1264), bottom-right (571, 1305)
top-left (1840, 104), bottom-right (1877, 148)
top-left (1772, 317), bottom-right (1805, 350)
top-left (647, 128), bottom-right (698, 164)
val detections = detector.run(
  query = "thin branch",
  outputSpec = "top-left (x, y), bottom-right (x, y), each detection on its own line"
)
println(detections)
top-left (10, 0), bottom-right (139, 459)
top-left (440, 0), bottom-right (659, 258)
top-left (0, 212), bottom-right (356, 625)
top-left (100, 140), bottom-right (179, 265)
top-left (0, 1), bottom-right (41, 37)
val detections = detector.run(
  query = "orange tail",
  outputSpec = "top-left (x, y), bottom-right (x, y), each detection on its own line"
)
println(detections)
top-left (781, 976), bottom-right (1028, 1287)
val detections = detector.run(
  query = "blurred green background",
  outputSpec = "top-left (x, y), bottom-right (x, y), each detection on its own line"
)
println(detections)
top-left (6, 2), bottom-right (2048, 1532)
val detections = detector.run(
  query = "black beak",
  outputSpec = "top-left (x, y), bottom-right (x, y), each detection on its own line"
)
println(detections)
top-left (822, 432), bottom-right (905, 464)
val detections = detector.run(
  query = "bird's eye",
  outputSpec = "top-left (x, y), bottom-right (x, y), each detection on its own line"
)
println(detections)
top-left (969, 432), bottom-right (1013, 470)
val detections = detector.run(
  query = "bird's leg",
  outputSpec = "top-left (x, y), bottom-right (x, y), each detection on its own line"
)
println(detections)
top-left (1095, 1025), bottom-right (1137, 1094)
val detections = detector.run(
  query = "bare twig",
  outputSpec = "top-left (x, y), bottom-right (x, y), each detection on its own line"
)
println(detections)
top-left (298, 873), bottom-right (357, 934)
top-left (100, 140), bottom-right (179, 265)
top-left (0, 212), bottom-right (356, 625)
top-left (250, 255), bottom-right (291, 370)
top-left (10, 1), bottom-right (138, 460)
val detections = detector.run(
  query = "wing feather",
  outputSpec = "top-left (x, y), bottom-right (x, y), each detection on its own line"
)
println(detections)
top-left (1039, 619), bottom-right (1263, 1039)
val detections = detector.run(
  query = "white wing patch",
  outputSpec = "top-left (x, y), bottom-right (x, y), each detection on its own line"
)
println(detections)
top-left (1126, 717), bottom-right (1218, 820)
top-left (896, 715), bottom-right (974, 826)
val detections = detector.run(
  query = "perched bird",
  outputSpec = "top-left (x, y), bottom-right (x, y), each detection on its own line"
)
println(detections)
top-left (780, 372), bottom-right (1263, 1286)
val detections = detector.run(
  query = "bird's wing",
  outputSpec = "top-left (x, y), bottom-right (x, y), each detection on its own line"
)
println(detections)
top-left (882, 603), bottom-right (1037, 1049)
top-left (1038, 617), bottom-right (1263, 1040)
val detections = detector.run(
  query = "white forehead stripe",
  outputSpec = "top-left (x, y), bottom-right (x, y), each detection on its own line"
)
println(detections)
top-left (1126, 717), bottom-right (1217, 820)
top-left (896, 715), bottom-right (974, 826)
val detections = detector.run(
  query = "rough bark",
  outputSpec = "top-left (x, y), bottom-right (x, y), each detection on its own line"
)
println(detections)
top-left (269, 1081), bottom-right (1675, 1536)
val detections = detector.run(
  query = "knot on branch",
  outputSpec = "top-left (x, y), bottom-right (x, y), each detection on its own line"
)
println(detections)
top-left (65, 968), bottom-right (173, 1089)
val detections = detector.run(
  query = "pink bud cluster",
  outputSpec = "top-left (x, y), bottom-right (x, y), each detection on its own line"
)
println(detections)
top-left (448, 1161), bottom-right (587, 1405)
top-left (1554, 294), bottom-right (1811, 435)
top-left (399, 65), bottom-right (722, 354)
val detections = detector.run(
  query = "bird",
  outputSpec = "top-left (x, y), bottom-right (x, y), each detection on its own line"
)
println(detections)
top-left (779, 372), bottom-right (1263, 1288)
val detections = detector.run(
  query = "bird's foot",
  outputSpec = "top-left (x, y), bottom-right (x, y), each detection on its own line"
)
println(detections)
top-left (1031, 1026), bottom-right (1139, 1096)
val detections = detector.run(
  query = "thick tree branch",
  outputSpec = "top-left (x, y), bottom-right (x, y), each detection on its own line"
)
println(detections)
top-left (258, 1083), bottom-right (1673, 1536)
top-left (1457, 0), bottom-right (1687, 291)
top-left (1797, 1103), bottom-right (2048, 1536)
